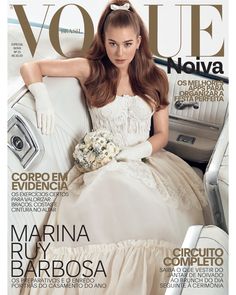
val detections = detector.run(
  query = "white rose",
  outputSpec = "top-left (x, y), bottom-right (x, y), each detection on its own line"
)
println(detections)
top-left (106, 142), bottom-right (116, 155)
top-left (86, 151), bottom-right (96, 163)
top-left (83, 147), bottom-right (90, 154)
top-left (84, 134), bottom-right (92, 144)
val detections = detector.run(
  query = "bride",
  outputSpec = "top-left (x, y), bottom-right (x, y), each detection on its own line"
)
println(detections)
top-left (20, 1), bottom-right (211, 294)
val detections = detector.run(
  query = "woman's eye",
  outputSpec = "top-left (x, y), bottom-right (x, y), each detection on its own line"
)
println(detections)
top-left (109, 42), bottom-right (117, 47)
top-left (124, 43), bottom-right (132, 47)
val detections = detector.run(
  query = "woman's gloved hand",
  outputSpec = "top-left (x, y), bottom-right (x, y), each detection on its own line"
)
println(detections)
top-left (28, 82), bottom-right (55, 135)
top-left (116, 141), bottom-right (152, 161)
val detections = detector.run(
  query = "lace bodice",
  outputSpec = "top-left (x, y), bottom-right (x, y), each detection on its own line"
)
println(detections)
top-left (89, 95), bottom-right (153, 148)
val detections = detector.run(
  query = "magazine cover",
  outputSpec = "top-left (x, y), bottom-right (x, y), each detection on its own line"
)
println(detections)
top-left (8, 0), bottom-right (228, 294)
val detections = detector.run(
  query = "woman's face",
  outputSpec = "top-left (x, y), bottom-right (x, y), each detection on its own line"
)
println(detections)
top-left (104, 25), bottom-right (141, 71)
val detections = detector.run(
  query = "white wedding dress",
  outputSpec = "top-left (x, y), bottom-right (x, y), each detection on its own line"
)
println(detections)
top-left (22, 95), bottom-right (211, 295)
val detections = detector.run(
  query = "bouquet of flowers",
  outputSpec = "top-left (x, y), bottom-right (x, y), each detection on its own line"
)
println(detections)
top-left (73, 129), bottom-right (120, 172)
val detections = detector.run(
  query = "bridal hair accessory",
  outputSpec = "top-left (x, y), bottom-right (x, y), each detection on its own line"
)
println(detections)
top-left (110, 3), bottom-right (130, 11)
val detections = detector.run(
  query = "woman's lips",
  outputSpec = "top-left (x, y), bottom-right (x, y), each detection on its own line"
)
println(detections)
top-left (115, 59), bottom-right (126, 64)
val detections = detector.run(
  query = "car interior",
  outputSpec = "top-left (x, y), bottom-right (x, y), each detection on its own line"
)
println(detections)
top-left (165, 225), bottom-right (228, 295)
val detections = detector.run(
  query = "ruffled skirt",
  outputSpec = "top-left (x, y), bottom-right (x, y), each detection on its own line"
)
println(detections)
top-left (21, 240), bottom-right (175, 295)
top-left (20, 150), bottom-right (211, 295)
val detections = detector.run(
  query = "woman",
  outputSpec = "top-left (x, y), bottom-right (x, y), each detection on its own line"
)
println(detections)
top-left (20, 1), bottom-right (211, 294)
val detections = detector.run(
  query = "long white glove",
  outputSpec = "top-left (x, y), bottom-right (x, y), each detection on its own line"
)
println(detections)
top-left (116, 141), bottom-right (152, 161)
top-left (28, 82), bottom-right (55, 135)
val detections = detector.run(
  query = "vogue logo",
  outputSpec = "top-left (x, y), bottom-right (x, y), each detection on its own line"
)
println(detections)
top-left (12, 4), bottom-right (225, 58)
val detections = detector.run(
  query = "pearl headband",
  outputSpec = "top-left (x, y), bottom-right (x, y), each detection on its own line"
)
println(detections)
top-left (110, 3), bottom-right (130, 11)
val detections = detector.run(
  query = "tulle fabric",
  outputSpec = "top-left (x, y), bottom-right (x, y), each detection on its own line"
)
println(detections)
top-left (20, 149), bottom-right (211, 295)
top-left (21, 240), bottom-right (175, 295)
